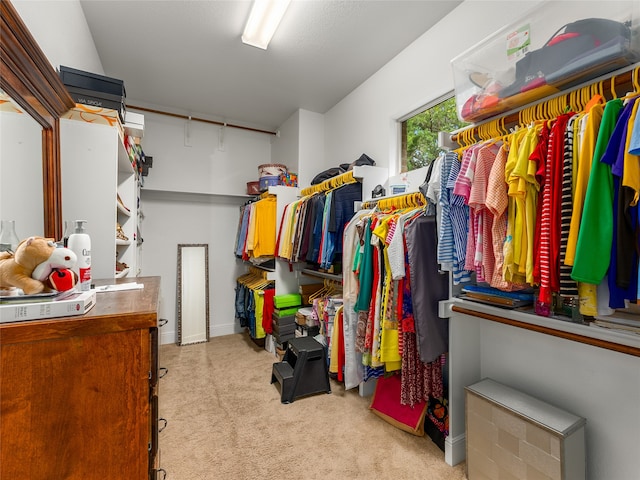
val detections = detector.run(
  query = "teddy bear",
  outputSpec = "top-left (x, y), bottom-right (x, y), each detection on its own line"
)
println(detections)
top-left (0, 236), bottom-right (77, 295)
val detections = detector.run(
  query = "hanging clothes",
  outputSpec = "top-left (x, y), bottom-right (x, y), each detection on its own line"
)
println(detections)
top-left (502, 128), bottom-right (527, 285)
top-left (404, 214), bottom-right (450, 364)
top-left (537, 114), bottom-right (572, 306)
top-left (234, 196), bottom-right (278, 261)
top-left (600, 97), bottom-right (640, 308)
top-left (558, 115), bottom-right (580, 297)
top-left (276, 181), bottom-right (361, 271)
top-left (449, 85), bottom-right (640, 316)
top-left (342, 208), bottom-right (372, 389)
top-left (572, 100), bottom-right (624, 284)
top-left (234, 270), bottom-right (274, 340)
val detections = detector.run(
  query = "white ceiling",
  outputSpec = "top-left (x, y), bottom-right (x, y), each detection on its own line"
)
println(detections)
top-left (80, 0), bottom-right (462, 132)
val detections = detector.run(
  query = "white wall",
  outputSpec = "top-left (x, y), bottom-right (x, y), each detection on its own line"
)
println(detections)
top-left (480, 323), bottom-right (639, 480)
top-left (139, 190), bottom-right (248, 342)
top-left (271, 109), bottom-right (300, 177)
top-left (272, 108), bottom-right (326, 188)
top-left (0, 111), bottom-right (44, 239)
top-left (138, 110), bottom-right (274, 343)
top-left (12, 0), bottom-right (103, 74)
top-left (141, 110), bottom-right (273, 195)
top-left (448, 312), bottom-right (640, 480)
top-left (298, 109), bottom-right (325, 187)
top-left (322, 0), bottom-right (541, 175)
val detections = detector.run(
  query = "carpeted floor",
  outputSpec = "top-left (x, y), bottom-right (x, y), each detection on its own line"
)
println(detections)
top-left (158, 333), bottom-right (467, 479)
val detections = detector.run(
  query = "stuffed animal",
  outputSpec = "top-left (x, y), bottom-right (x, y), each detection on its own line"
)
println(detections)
top-left (0, 236), bottom-right (77, 294)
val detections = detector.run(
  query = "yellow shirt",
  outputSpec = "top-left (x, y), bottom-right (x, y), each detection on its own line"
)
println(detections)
top-left (503, 129), bottom-right (527, 284)
top-left (566, 103), bottom-right (604, 266)
top-left (253, 289), bottom-right (266, 339)
top-left (508, 125), bottom-right (539, 283)
top-left (251, 196), bottom-right (277, 258)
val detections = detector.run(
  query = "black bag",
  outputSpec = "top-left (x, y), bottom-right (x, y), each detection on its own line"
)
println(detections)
top-left (340, 153), bottom-right (376, 171)
top-left (311, 167), bottom-right (345, 185)
top-left (501, 18), bottom-right (631, 98)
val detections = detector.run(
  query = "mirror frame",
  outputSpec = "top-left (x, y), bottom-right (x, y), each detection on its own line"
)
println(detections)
top-left (176, 244), bottom-right (210, 346)
top-left (0, 0), bottom-right (75, 239)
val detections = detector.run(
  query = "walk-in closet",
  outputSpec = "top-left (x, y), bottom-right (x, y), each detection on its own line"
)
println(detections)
top-left (2, 1), bottom-right (639, 479)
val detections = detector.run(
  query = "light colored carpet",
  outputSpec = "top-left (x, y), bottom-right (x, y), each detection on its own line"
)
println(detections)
top-left (159, 333), bottom-right (467, 479)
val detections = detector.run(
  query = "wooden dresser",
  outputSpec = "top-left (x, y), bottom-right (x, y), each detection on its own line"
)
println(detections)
top-left (0, 276), bottom-right (161, 479)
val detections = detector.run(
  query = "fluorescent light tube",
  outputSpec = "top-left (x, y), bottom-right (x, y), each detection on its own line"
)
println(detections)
top-left (242, 0), bottom-right (291, 50)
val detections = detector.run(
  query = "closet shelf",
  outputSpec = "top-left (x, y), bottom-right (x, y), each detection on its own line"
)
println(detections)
top-left (141, 188), bottom-right (252, 200)
top-left (448, 297), bottom-right (640, 355)
top-left (114, 267), bottom-right (130, 278)
top-left (301, 268), bottom-right (342, 282)
top-left (117, 201), bottom-right (132, 216)
top-left (116, 238), bottom-right (132, 246)
top-left (242, 258), bottom-right (276, 272)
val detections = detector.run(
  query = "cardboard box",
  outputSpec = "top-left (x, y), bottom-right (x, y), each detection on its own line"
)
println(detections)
top-left (124, 111), bottom-right (144, 138)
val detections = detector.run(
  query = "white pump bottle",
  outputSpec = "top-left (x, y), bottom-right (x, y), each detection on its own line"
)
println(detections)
top-left (67, 220), bottom-right (92, 291)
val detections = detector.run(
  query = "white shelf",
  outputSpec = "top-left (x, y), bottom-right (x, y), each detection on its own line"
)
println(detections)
top-left (115, 267), bottom-right (130, 278)
top-left (118, 136), bottom-right (135, 174)
top-left (352, 165), bottom-right (389, 202)
top-left (301, 268), bottom-right (342, 282)
top-left (117, 201), bottom-right (132, 216)
top-left (446, 297), bottom-right (640, 350)
top-left (141, 188), bottom-right (251, 200)
top-left (61, 117), bottom-right (140, 280)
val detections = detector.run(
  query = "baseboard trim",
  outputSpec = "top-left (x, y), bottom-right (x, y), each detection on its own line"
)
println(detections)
top-left (445, 433), bottom-right (466, 466)
top-left (160, 330), bottom-right (176, 345)
top-left (210, 323), bottom-right (241, 338)
top-left (160, 324), bottom-right (242, 345)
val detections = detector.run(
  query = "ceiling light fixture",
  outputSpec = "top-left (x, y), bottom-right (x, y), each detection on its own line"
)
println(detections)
top-left (241, 0), bottom-right (292, 50)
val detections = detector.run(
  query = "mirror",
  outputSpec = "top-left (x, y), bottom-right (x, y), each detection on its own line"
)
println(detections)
top-left (0, 91), bottom-right (43, 237)
top-left (176, 244), bottom-right (210, 345)
top-left (0, 0), bottom-right (75, 239)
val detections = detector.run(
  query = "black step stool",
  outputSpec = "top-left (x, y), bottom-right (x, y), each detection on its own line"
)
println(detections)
top-left (270, 336), bottom-right (331, 404)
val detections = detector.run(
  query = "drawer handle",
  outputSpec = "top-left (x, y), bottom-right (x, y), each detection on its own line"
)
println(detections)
top-left (159, 318), bottom-right (168, 327)
top-left (159, 367), bottom-right (168, 379)
top-left (158, 418), bottom-right (167, 432)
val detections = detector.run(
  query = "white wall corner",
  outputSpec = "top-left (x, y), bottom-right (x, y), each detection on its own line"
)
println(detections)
top-left (445, 433), bottom-right (466, 467)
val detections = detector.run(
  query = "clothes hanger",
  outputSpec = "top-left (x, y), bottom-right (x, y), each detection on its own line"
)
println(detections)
top-left (547, 98), bottom-right (555, 119)
top-left (308, 280), bottom-right (326, 301)
top-left (610, 74), bottom-right (619, 99)
top-left (619, 67), bottom-right (640, 104)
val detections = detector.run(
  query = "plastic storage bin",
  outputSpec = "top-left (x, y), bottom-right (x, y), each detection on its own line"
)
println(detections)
top-left (451, 0), bottom-right (640, 123)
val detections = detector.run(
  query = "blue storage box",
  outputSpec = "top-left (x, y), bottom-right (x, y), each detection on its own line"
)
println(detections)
top-left (259, 175), bottom-right (280, 191)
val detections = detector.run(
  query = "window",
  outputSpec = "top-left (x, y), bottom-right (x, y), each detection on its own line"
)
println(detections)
top-left (400, 94), bottom-right (468, 172)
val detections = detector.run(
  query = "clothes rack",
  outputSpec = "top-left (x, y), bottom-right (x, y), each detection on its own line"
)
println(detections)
top-left (300, 170), bottom-right (357, 197)
top-left (361, 191), bottom-right (426, 211)
top-left (235, 267), bottom-right (276, 342)
top-left (247, 265), bottom-right (272, 280)
top-left (451, 64), bottom-right (639, 147)
top-left (441, 68), bottom-right (639, 319)
top-left (126, 104), bottom-right (277, 136)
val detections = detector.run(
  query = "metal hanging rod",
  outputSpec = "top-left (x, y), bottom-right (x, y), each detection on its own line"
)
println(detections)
top-left (126, 104), bottom-right (277, 136)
